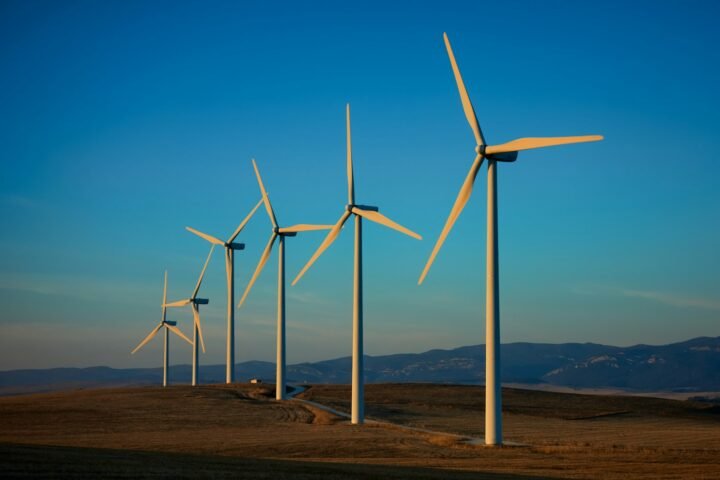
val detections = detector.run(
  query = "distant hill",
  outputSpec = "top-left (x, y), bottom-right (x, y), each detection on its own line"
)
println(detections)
top-left (2, 337), bottom-right (719, 396)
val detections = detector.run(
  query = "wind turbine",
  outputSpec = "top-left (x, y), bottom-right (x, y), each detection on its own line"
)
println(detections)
top-left (131, 271), bottom-right (192, 387)
top-left (237, 159), bottom-right (332, 400)
top-left (418, 33), bottom-right (603, 445)
top-left (292, 104), bottom-right (422, 424)
top-left (165, 245), bottom-right (215, 386)
top-left (185, 199), bottom-right (262, 384)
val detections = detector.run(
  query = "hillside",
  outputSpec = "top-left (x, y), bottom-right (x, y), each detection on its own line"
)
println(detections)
top-left (1, 384), bottom-right (719, 478)
top-left (2, 337), bottom-right (720, 395)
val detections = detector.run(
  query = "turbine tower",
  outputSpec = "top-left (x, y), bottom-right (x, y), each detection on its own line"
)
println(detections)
top-left (185, 199), bottom-right (262, 384)
top-left (237, 158), bottom-right (332, 400)
top-left (293, 104), bottom-right (422, 424)
top-left (131, 271), bottom-right (192, 386)
top-left (165, 245), bottom-right (215, 386)
top-left (418, 33), bottom-right (603, 445)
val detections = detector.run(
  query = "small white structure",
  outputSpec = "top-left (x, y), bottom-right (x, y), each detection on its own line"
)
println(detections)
top-left (250, 378), bottom-right (262, 384)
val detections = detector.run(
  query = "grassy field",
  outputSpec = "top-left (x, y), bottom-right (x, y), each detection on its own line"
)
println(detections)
top-left (1, 383), bottom-right (719, 479)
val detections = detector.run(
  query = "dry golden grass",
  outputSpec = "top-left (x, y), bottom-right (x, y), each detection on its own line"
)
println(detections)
top-left (1, 383), bottom-right (719, 479)
top-left (303, 384), bottom-right (720, 448)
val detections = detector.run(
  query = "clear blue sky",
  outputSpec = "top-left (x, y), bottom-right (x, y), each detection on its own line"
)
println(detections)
top-left (1, 0), bottom-right (718, 369)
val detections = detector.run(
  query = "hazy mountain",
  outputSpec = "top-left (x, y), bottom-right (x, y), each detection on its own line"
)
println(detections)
top-left (2, 337), bottom-right (719, 396)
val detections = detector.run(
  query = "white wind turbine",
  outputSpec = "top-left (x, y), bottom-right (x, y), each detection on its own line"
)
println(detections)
top-left (131, 271), bottom-right (192, 387)
top-left (185, 199), bottom-right (262, 384)
top-left (418, 33), bottom-right (603, 445)
top-left (292, 104), bottom-right (422, 424)
top-left (165, 245), bottom-right (215, 386)
top-left (237, 158), bottom-right (332, 400)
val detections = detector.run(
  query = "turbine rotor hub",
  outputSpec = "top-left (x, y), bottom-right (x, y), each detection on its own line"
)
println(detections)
top-left (475, 144), bottom-right (487, 156)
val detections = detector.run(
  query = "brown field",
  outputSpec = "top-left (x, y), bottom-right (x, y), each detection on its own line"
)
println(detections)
top-left (1, 383), bottom-right (719, 479)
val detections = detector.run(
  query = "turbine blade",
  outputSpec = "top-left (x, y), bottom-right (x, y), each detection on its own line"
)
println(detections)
top-left (292, 211), bottom-right (351, 286)
top-left (351, 207), bottom-right (422, 240)
top-left (419, 153), bottom-right (484, 285)
top-left (252, 159), bottom-right (278, 228)
top-left (192, 306), bottom-right (206, 353)
top-left (131, 323), bottom-right (163, 354)
top-left (166, 324), bottom-right (192, 345)
top-left (192, 245), bottom-right (216, 299)
top-left (228, 198), bottom-right (263, 243)
top-left (186, 227), bottom-right (224, 246)
top-left (164, 299), bottom-right (191, 308)
top-left (237, 233), bottom-right (278, 308)
top-left (485, 135), bottom-right (604, 155)
top-left (163, 271), bottom-right (168, 305)
top-left (444, 33), bottom-right (485, 146)
top-left (162, 270), bottom-right (168, 323)
top-left (347, 104), bottom-right (355, 204)
top-left (279, 224), bottom-right (334, 233)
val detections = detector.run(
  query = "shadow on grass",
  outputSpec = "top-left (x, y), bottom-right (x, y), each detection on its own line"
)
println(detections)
top-left (1, 442), bottom-right (560, 479)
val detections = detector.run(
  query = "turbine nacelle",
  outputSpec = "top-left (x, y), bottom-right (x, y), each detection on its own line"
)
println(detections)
top-left (163, 320), bottom-right (177, 326)
top-left (227, 242), bottom-right (245, 250)
top-left (272, 226), bottom-right (297, 237)
top-left (346, 204), bottom-right (379, 213)
top-left (271, 226), bottom-right (298, 237)
top-left (194, 298), bottom-right (209, 305)
top-left (487, 151), bottom-right (519, 162)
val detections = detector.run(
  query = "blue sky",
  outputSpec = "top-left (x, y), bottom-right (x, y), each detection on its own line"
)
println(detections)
top-left (1, 0), bottom-right (718, 369)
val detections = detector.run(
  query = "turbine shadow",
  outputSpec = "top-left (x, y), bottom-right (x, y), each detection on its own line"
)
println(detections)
top-left (1, 443), bottom-right (561, 479)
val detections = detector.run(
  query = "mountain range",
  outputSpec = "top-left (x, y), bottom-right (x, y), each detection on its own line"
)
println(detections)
top-left (2, 336), bottom-right (719, 396)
